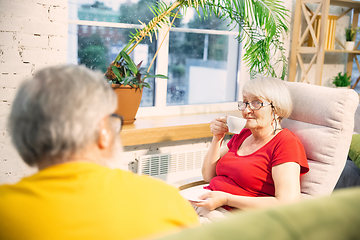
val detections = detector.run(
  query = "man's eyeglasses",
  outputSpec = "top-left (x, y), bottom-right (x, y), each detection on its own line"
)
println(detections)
top-left (238, 101), bottom-right (272, 111)
top-left (109, 113), bottom-right (123, 133)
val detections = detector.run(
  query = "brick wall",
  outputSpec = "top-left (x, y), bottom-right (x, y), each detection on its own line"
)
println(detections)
top-left (0, 0), bottom-right (68, 184)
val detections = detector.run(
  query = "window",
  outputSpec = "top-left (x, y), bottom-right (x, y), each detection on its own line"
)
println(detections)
top-left (81, 25), bottom-right (88, 33)
top-left (167, 10), bottom-right (239, 106)
top-left (99, 26), bottom-right (105, 34)
top-left (351, 21), bottom-right (360, 93)
top-left (91, 25), bottom-right (96, 34)
top-left (67, 0), bottom-right (242, 116)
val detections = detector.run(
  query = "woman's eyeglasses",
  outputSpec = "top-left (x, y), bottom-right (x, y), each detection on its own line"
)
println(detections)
top-left (109, 113), bottom-right (123, 133)
top-left (238, 101), bottom-right (272, 111)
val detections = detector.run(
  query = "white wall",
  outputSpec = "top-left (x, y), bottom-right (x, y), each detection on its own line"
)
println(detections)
top-left (0, 0), bottom-right (68, 184)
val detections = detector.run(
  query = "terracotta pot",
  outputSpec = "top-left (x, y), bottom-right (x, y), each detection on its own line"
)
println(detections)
top-left (111, 84), bottom-right (143, 125)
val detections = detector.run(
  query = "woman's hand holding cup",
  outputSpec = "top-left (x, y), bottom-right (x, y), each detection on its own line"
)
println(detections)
top-left (210, 117), bottom-right (228, 140)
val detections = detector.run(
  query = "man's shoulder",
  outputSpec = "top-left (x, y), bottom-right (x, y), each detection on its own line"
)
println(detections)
top-left (114, 169), bottom-right (178, 192)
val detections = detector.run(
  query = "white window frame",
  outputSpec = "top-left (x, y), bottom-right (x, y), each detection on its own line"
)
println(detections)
top-left (68, 8), bottom-right (250, 118)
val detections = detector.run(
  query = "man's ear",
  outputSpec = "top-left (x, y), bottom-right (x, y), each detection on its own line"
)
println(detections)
top-left (98, 121), bottom-right (111, 149)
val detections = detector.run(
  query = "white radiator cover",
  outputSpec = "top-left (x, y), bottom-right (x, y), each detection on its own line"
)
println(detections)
top-left (137, 149), bottom-right (208, 184)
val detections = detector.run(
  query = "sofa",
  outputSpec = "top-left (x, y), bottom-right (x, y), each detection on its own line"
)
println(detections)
top-left (153, 187), bottom-right (360, 240)
top-left (335, 103), bottom-right (360, 188)
top-left (336, 133), bottom-right (360, 188)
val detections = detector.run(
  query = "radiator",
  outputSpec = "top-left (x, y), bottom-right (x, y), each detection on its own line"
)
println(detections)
top-left (134, 149), bottom-right (208, 184)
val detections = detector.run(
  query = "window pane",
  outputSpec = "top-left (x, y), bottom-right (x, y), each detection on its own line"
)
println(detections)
top-left (178, 8), bottom-right (230, 31)
top-left (167, 31), bottom-right (239, 106)
top-left (69, 0), bottom-right (156, 24)
top-left (118, 0), bottom-right (157, 24)
top-left (352, 24), bottom-right (360, 93)
top-left (351, 58), bottom-right (360, 93)
top-left (67, 24), bottom-right (156, 107)
top-left (69, 1), bottom-right (120, 22)
top-left (167, 8), bottom-right (238, 106)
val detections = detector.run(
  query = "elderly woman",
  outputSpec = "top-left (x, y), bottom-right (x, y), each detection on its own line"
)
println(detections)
top-left (193, 77), bottom-right (309, 219)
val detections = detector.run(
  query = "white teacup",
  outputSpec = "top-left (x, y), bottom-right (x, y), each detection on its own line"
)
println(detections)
top-left (227, 115), bottom-right (246, 134)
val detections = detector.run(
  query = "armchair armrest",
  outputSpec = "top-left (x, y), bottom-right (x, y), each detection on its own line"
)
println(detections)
top-left (179, 180), bottom-right (208, 191)
top-left (170, 176), bottom-right (208, 190)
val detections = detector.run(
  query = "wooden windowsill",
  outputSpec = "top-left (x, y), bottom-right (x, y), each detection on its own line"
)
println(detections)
top-left (120, 111), bottom-right (242, 146)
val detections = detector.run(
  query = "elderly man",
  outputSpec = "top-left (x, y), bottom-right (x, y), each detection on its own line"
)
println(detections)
top-left (0, 65), bottom-right (198, 240)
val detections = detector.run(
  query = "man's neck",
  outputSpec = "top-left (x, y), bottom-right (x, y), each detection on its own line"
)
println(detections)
top-left (37, 145), bottom-right (104, 171)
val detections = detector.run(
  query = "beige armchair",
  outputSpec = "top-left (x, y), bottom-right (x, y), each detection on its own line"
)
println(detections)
top-left (282, 82), bottom-right (359, 197)
top-left (180, 82), bottom-right (359, 198)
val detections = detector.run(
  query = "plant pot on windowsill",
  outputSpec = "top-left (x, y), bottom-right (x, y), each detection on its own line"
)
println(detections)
top-left (111, 84), bottom-right (143, 125)
top-left (105, 51), bottom-right (168, 125)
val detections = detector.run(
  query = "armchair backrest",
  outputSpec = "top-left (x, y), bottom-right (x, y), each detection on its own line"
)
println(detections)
top-left (282, 82), bottom-right (359, 198)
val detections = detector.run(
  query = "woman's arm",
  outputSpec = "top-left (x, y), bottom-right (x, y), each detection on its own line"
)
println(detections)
top-left (201, 117), bottom-right (229, 182)
top-left (195, 162), bottom-right (301, 210)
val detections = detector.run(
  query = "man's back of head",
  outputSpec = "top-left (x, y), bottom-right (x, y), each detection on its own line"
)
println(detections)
top-left (8, 64), bottom-right (118, 168)
top-left (1, 64), bottom-right (199, 240)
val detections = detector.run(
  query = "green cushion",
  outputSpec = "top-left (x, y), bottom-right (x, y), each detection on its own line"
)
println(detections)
top-left (154, 188), bottom-right (360, 240)
top-left (349, 134), bottom-right (360, 169)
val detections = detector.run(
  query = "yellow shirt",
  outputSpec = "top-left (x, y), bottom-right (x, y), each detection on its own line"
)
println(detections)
top-left (0, 162), bottom-right (198, 240)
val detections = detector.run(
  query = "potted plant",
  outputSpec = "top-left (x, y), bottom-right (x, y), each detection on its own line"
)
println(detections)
top-left (332, 72), bottom-right (351, 88)
top-left (105, 51), bottom-right (168, 124)
top-left (105, 0), bottom-right (290, 124)
top-left (345, 27), bottom-right (357, 51)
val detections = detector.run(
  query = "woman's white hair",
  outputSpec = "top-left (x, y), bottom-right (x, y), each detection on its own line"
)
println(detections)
top-left (242, 77), bottom-right (293, 121)
top-left (8, 64), bottom-right (117, 166)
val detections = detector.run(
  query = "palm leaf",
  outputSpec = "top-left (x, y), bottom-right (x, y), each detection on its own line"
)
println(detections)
top-left (203, 0), bottom-right (290, 78)
top-left (107, 0), bottom-right (290, 85)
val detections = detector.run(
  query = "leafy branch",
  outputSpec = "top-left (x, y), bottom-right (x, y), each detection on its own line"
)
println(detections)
top-left (105, 0), bottom-right (290, 88)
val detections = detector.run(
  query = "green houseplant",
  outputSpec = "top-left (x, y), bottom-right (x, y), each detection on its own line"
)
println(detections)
top-left (106, 0), bottom-right (290, 123)
top-left (106, 50), bottom-right (168, 90)
top-left (345, 27), bottom-right (357, 50)
top-left (345, 27), bottom-right (357, 41)
top-left (105, 51), bottom-right (168, 124)
top-left (332, 72), bottom-right (351, 87)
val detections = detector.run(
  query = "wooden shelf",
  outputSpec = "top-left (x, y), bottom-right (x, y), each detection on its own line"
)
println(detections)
top-left (330, 0), bottom-right (360, 8)
top-left (119, 111), bottom-right (242, 146)
top-left (298, 48), bottom-right (360, 54)
top-left (325, 49), bottom-right (360, 53)
top-left (289, 0), bottom-right (360, 85)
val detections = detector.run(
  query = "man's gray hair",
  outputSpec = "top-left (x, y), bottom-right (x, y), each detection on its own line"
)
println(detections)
top-left (8, 64), bottom-right (117, 166)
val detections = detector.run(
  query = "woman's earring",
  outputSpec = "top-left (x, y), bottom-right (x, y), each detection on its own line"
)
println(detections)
top-left (272, 110), bottom-right (278, 135)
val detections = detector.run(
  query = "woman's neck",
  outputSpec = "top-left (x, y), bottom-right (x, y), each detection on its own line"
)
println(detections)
top-left (250, 126), bottom-right (277, 143)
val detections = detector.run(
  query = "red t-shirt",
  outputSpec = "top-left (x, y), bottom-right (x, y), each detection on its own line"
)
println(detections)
top-left (205, 128), bottom-right (309, 198)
